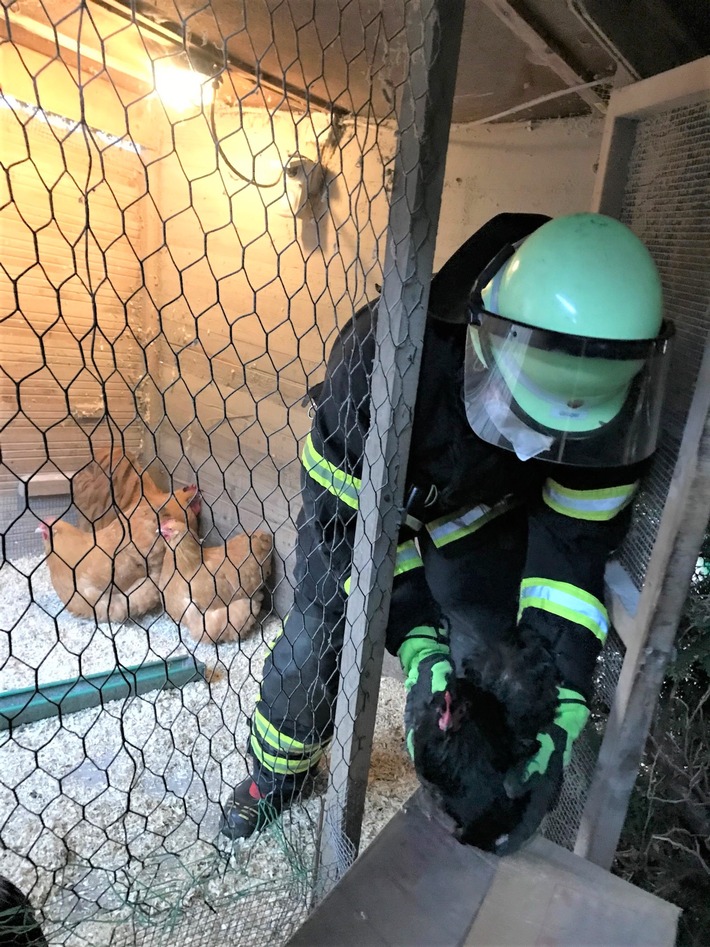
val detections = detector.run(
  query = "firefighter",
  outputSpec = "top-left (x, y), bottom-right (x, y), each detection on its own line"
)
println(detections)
top-left (220, 212), bottom-right (673, 848)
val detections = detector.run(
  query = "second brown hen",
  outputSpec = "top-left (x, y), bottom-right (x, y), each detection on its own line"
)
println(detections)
top-left (158, 518), bottom-right (273, 644)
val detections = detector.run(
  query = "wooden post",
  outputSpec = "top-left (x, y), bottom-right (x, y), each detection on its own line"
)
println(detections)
top-left (576, 58), bottom-right (710, 866)
top-left (577, 337), bottom-right (710, 867)
top-left (316, 0), bottom-right (465, 892)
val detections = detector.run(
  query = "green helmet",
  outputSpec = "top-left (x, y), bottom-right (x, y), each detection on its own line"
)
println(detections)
top-left (483, 213), bottom-right (663, 339)
top-left (465, 213), bottom-right (673, 466)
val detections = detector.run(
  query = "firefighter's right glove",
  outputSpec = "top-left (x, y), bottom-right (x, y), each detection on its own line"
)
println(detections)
top-left (498, 688), bottom-right (590, 854)
top-left (397, 625), bottom-right (453, 762)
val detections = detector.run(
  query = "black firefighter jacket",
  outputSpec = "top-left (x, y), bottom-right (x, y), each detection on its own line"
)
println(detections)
top-left (253, 213), bottom-right (647, 766)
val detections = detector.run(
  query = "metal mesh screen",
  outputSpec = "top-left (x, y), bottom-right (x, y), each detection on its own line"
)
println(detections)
top-left (545, 98), bottom-right (710, 852)
top-left (0, 1), bottom-right (438, 943)
top-left (542, 627), bottom-right (625, 850)
top-left (616, 101), bottom-right (710, 588)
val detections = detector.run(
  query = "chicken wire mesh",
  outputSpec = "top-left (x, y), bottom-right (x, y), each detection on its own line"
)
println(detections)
top-left (2, 1), bottom-right (702, 943)
top-left (0, 1), bottom-right (438, 943)
top-left (542, 626), bottom-right (625, 851)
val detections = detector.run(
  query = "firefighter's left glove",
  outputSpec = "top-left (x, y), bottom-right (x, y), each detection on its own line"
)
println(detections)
top-left (498, 688), bottom-right (590, 855)
top-left (397, 626), bottom-right (452, 762)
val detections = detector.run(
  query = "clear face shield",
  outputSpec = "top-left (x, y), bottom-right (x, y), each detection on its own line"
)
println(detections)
top-left (464, 247), bottom-right (675, 467)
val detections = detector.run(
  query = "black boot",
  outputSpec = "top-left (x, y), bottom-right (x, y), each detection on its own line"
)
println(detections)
top-left (219, 778), bottom-right (287, 841)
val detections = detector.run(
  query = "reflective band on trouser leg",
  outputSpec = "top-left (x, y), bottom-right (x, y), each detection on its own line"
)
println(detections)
top-left (425, 496), bottom-right (518, 548)
top-left (301, 433), bottom-right (361, 510)
top-left (518, 578), bottom-right (609, 645)
top-left (250, 709), bottom-right (325, 776)
top-left (343, 539), bottom-right (423, 596)
top-left (542, 478), bottom-right (638, 521)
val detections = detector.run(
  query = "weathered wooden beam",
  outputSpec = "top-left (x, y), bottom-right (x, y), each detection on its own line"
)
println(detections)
top-left (478, 0), bottom-right (607, 113)
top-left (578, 57), bottom-right (710, 865)
top-left (577, 336), bottom-right (710, 867)
top-left (315, 0), bottom-right (466, 894)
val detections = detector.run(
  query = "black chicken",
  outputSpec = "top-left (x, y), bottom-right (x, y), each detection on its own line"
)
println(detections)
top-left (0, 875), bottom-right (48, 947)
top-left (409, 619), bottom-right (561, 854)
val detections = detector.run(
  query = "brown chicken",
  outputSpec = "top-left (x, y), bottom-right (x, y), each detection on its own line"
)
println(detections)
top-left (158, 517), bottom-right (273, 644)
top-left (37, 486), bottom-right (201, 623)
top-left (72, 446), bottom-right (200, 532)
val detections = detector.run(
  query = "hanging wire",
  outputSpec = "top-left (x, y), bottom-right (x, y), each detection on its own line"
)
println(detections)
top-left (470, 77), bottom-right (611, 125)
top-left (209, 77), bottom-right (284, 188)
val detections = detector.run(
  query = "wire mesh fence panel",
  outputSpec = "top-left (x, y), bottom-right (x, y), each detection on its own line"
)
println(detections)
top-left (542, 627), bottom-right (625, 851)
top-left (615, 101), bottom-right (710, 590)
top-left (0, 1), bottom-right (443, 943)
top-left (3, 1), bottom-right (697, 943)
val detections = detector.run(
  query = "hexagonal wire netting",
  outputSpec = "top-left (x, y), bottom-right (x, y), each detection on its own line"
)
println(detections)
top-left (0, 1), bottom-right (456, 944)
top-left (3, 1), bottom-right (705, 942)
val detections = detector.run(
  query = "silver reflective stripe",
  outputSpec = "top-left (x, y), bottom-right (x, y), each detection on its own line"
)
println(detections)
top-left (394, 539), bottom-right (423, 576)
top-left (519, 578), bottom-right (609, 644)
top-left (426, 496), bottom-right (516, 548)
top-left (543, 478), bottom-right (638, 521)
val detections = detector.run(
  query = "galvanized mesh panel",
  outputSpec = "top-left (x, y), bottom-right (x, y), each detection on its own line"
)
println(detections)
top-left (542, 627), bottom-right (625, 850)
top-left (545, 99), bottom-right (710, 851)
top-left (0, 1), bottom-right (433, 943)
top-left (616, 101), bottom-right (710, 588)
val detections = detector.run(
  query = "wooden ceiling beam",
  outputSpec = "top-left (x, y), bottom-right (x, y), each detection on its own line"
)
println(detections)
top-left (478, 0), bottom-right (608, 113)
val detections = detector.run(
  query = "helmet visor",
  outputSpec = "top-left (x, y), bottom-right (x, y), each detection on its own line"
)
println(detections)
top-left (463, 311), bottom-right (674, 466)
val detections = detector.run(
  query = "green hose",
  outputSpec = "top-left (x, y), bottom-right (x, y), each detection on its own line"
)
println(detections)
top-left (0, 656), bottom-right (206, 730)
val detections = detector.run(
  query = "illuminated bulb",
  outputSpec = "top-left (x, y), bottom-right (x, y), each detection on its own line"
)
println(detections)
top-left (154, 61), bottom-right (214, 111)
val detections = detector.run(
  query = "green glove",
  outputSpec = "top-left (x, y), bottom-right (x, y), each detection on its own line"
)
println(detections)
top-left (521, 687), bottom-right (590, 781)
top-left (504, 686), bottom-right (589, 809)
top-left (496, 688), bottom-right (590, 856)
top-left (398, 625), bottom-right (452, 762)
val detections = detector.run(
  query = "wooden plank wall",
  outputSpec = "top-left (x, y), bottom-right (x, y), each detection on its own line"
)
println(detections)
top-left (0, 27), bottom-right (396, 614)
top-left (0, 40), bottom-right (155, 496)
top-left (151, 104), bottom-right (395, 609)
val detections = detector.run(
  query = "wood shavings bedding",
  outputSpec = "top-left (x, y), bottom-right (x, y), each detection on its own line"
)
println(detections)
top-left (0, 555), bottom-right (416, 946)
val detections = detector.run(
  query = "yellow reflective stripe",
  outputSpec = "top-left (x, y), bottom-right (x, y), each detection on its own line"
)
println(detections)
top-left (519, 577), bottom-right (609, 644)
top-left (301, 433), bottom-right (361, 509)
top-left (543, 478), bottom-right (638, 521)
top-left (426, 497), bottom-right (517, 548)
top-left (343, 539), bottom-right (423, 595)
top-left (406, 729), bottom-right (415, 761)
top-left (250, 735), bottom-right (323, 775)
top-left (252, 708), bottom-right (322, 755)
top-left (394, 540), bottom-right (423, 576)
top-left (265, 625), bottom-right (284, 654)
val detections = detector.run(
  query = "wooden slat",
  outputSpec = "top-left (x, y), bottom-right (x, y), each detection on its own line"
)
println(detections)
top-left (290, 793), bottom-right (498, 947)
top-left (290, 792), bottom-right (678, 947)
top-left (478, 0), bottom-right (607, 113)
top-left (0, 90), bottom-right (149, 493)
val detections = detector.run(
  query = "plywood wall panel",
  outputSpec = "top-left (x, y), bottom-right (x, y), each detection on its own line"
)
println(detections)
top-left (0, 50), bottom-right (152, 495)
